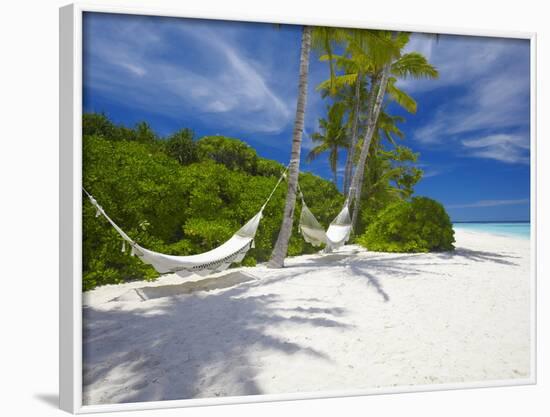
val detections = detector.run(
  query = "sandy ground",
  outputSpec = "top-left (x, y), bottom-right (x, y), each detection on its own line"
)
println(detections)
top-left (82, 229), bottom-right (532, 405)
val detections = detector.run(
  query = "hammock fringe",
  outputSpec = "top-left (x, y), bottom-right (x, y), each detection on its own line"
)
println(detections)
top-left (297, 182), bottom-right (352, 251)
top-left (83, 165), bottom-right (288, 277)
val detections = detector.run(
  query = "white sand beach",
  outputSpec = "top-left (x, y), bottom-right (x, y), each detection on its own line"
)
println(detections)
top-left (82, 229), bottom-right (531, 405)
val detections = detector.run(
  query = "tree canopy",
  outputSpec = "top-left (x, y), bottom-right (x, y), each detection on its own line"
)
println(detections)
top-left (82, 113), bottom-right (343, 290)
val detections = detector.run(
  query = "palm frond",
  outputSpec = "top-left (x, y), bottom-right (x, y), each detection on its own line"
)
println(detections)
top-left (386, 78), bottom-right (417, 113)
top-left (306, 142), bottom-right (330, 162)
top-left (316, 73), bottom-right (358, 91)
top-left (391, 52), bottom-right (439, 79)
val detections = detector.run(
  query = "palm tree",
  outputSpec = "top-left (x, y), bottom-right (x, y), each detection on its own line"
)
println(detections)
top-left (349, 104), bottom-right (424, 231)
top-left (307, 101), bottom-right (348, 186)
top-left (318, 74), bottom-right (368, 195)
top-left (348, 32), bottom-right (438, 230)
top-left (269, 26), bottom-right (347, 268)
top-left (267, 26), bottom-right (312, 268)
top-left (316, 29), bottom-right (402, 195)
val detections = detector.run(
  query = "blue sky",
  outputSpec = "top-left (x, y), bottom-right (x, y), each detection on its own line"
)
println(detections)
top-left (83, 12), bottom-right (531, 222)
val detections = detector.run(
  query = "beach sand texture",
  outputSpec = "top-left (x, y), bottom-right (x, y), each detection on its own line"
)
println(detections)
top-left (82, 229), bottom-right (531, 405)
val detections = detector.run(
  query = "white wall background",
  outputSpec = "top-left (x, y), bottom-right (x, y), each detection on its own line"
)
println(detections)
top-left (0, 0), bottom-right (547, 415)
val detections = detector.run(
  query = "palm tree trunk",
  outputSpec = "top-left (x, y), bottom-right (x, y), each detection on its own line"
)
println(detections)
top-left (268, 26), bottom-right (312, 268)
top-left (346, 72), bottom-right (379, 201)
top-left (349, 63), bottom-right (391, 229)
top-left (343, 71), bottom-right (362, 196)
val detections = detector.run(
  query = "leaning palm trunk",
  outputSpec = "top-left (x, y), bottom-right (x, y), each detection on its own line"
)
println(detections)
top-left (268, 26), bottom-right (312, 268)
top-left (349, 63), bottom-right (392, 229)
top-left (345, 72), bottom-right (380, 202)
top-left (343, 70), bottom-right (362, 195)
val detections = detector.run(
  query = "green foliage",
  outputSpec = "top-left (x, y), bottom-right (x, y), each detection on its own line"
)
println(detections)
top-left (256, 159), bottom-right (285, 177)
top-left (82, 114), bottom-right (344, 290)
top-left (308, 101), bottom-right (348, 184)
top-left (134, 122), bottom-right (158, 144)
top-left (82, 113), bottom-right (118, 139)
top-left (358, 143), bottom-right (423, 234)
top-left (391, 52), bottom-right (439, 80)
top-left (357, 197), bottom-right (455, 253)
top-left (283, 171), bottom-right (345, 257)
top-left (164, 128), bottom-right (198, 165)
top-left (83, 135), bottom-right (189, 290)
top-left (83, 113), bottom-right (162, 145)
top-left (197, 136), bottom-right (259, 174)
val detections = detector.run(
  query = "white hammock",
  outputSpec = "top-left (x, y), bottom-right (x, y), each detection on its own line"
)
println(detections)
top-left (299, 202), bottom-right (328, 247)
top-left (298, 186), bottom-right (352, 252)
top-left (84, 168), bottom-right (287, 278)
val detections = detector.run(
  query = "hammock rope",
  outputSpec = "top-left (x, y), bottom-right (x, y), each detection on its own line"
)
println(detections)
top-left (84, 165), bottom-right (289, 277)
top-left (297, 181), bottom-right (353, 252)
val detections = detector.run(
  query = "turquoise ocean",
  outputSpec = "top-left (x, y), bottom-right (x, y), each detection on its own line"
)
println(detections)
top-left (452, 222), bottom-right (530, 239)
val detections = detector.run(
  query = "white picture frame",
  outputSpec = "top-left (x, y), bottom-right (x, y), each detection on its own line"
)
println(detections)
top-left (59, 2), bottom-right (537, 413)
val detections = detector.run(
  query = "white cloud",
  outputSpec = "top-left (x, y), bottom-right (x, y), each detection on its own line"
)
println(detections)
top-left (85, 16), bottom-right (293, 134)
top-left (301, 127), bottom-right (315, 150)
top-left (414, 64), bottom-right (530, 144)
top-left (399, 34), bottom-right (512, 93)
top-left (422, 169), bottom-right (441, 178)
top-left (461, 133), bottom-right (529, 164)
top-left (404, 33), bottom-right (434, 62)
top-left (119, 62), bottom-right (147, 77)
top-left (447, 198), bottom-right (529, 209)
top-left (403, 34), bottom-right (530, 165)
top-left (416, 162), bottom-right (454, 179)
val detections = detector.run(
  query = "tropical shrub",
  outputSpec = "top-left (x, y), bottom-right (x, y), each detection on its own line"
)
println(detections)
top-left (164, 128), bottom-right (198, 165)
top-left (357, 145), bottom-right (423, 235)
top-left (357, 197), bottom-right (455, 253)
top-left (82, 115), bottom-right (344, 290)
top-left (83, 113), bottom-right (159, 144)
top-left (196, 135), bottom-right (259, 174)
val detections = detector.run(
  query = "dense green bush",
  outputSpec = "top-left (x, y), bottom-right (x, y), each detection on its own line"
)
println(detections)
top-left (357, 145), bottom-right (423, 235)
top-left (357, 197), bottom-right (454, 253)
top-left (82, 116), bottom-right (344, 290)
top-left (164, 128), bottom-right (199, 165)
top-left (196, 135), bottom-right (259, 174)
top-left (83, 113), bottom-right (159, 144)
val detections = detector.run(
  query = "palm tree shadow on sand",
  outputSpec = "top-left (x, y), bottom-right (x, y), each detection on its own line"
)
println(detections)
top-left (83, 270), bottom-right (352, 405)
top-left (435, 247), bottom-right (521, 266)
top-left (282, 244), bottom-right (522, 303)
top-left (83, 245), bottom-right (522, 404)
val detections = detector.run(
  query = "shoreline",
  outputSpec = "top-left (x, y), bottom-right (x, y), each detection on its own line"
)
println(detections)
top-left (452, 225), bottom-right (530, 241)
top-left (83, 229), bottom-right (532, 404)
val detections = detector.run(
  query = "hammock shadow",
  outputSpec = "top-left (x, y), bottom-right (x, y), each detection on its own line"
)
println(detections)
top-left (83, 281), bottom-right (351, 405)
top-left (285, 254), bottom-right (352, 269)
top-left (111, 271), bottom-right (258, 302)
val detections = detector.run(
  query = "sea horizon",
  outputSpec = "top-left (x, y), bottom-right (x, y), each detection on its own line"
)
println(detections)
top-left (453, 220), bottom-right (530, 224)
top-left (452, 221), bottom-right (530, 239)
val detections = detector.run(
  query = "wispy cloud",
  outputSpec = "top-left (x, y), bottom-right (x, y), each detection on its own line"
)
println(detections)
top-left (402, 34), bottom-right (530, 165)
top-left (84, 15), bottom-right (293, 134)
top-left (414, 66), bottom-right (530, 144)
top-left (422, 169), bottom-right (441, 178)
top-left (461, 133), bottom-right (530, 164)
top-left (400, 34), bottom-right (514, 93)
top-left (416, 162), bottom-right (455, 179)
top-left (447, 198), bottom-right (529, 209)
top-left (301, 129), bottom-right (315, 151)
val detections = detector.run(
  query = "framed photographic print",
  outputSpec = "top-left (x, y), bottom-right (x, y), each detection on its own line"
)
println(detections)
top-left (59, 2), bottom-right (537, 413)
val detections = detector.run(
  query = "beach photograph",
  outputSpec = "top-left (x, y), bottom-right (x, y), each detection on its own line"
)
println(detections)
top-left (80, 12), bottom-right (532, 406)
